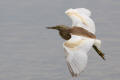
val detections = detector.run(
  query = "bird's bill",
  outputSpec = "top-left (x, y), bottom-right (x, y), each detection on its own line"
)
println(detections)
top-left (46, 26), bottom-right (58, 29)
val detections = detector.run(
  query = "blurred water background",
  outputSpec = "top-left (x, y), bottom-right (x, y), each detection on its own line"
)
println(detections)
top-left (0, 0), bottom-right (120, 80)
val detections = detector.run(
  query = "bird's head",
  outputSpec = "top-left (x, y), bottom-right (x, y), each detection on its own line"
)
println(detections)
top-left (47, 25), bottom-right (70, 31)
top-left (47, 25), bottom-right (71, 40)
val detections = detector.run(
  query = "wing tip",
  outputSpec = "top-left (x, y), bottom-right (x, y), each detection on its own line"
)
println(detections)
top-left (67, 62), bottom-right (82, 78)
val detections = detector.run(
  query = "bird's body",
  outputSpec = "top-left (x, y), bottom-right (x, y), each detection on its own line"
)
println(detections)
top-left (47, 8), bottom-right (105, 78)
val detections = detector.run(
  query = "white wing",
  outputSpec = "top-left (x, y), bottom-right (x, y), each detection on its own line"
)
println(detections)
top-left (65, 8), bottom-right (95, 34)
top-left (63, 35), bottom-right (94, 77)
top-left (75, 8), bottom-right (91, 17)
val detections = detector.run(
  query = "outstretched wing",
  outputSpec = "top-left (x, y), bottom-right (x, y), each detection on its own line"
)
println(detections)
top-left (63, 35), bottom-right (94, 77)
top-left (65, 8), bottom-right (95, 34)
top-left (75, 8), bottom-right (95, 34)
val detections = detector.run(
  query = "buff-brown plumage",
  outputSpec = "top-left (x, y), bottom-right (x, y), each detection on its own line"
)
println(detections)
top-left (69, 26), bottom-right (96, 39)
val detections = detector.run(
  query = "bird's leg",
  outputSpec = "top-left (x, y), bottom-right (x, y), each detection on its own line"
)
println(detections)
top-left (92, 45), bottom-right (106, 60)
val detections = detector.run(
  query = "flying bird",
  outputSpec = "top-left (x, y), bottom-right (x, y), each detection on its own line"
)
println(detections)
top-left (47, 8), bottom-right (105, 78)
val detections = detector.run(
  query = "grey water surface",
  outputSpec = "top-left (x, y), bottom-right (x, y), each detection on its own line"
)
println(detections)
top-left (0, 0), bottom-right (120, 80)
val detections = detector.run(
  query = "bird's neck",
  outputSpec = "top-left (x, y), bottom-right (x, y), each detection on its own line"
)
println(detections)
top-left (59, 29), bottom-right (71, 40)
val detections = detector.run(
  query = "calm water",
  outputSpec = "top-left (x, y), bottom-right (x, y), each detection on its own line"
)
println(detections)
top-left (0, 0), bottom-right (120, 80)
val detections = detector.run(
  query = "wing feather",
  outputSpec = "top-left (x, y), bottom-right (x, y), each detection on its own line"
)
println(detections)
top-left (65, 8), bottom-right (95, 34)
top-left (63, 35), bottom-right (94, 77)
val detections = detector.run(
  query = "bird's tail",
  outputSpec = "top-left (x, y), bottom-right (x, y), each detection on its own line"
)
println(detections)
top-left (93, 45), bottom-right (105, 60)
